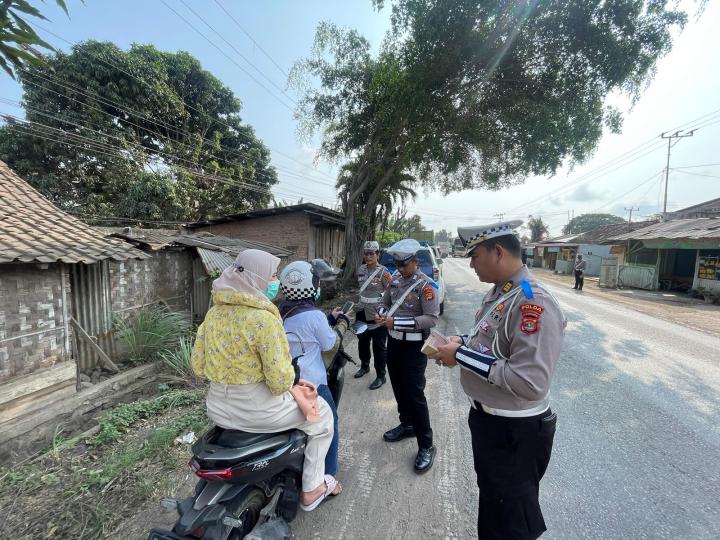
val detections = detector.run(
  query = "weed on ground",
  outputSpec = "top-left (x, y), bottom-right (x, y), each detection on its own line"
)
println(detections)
top-left (0, 389), bottom-right (209, 540)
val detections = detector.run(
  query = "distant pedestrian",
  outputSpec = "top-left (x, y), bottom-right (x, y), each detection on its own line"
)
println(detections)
top-left (573, 254), bottom-right (587, 290)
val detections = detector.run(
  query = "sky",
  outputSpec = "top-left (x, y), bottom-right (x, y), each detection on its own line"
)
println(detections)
top-left (1, 0), bottom-right (719, 237)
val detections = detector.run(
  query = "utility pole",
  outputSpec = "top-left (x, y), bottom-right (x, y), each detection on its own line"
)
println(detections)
top-left (624, 206), bottom-right (639, 229)
top-left (661, 129), bottom-right (695, 220)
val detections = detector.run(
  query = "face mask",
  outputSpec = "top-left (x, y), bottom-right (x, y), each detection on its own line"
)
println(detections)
top-left (264, 280), bottom-right (280, 301)
top-left (314, 288), bottom-right (321, 301)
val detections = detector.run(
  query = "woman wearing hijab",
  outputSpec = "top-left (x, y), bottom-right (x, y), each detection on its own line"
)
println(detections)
top-left (191, 249), bottom-right (341, 511)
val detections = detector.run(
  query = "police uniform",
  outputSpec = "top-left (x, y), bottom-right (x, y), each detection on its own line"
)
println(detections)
top-left (356, 241), bottom-right (392, 386)
top-left (381, 239), bottom-right (440, 473)
top-left (454, 222), bottom-right (565, 539)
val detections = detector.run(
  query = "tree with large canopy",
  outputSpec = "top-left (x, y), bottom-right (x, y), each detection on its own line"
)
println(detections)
top-left (562, 213), bottom-right (627, 234)
top-left (292, 0), bottom-right (690, 284)
top-left (0, 41), bottom-right (277, 222)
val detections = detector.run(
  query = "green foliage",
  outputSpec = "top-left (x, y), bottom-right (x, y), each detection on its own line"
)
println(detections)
top-left (90, 389), bottom-right (204, 447)
top-left (293, 0), bottom-right (692, 278)
top-left (0, 41), bottom-right (277, 222)
top-left (562, 213), bottom-right (627, 235)
top-left (0, 1), bottom-right (70, 78)
top-left (434, 229), bottom-right (451, 243)
top-left (157, 335), bottom-right (204, 387)
top-left (114, 305), bottom-right (191, 364)
top-left (528, 216), bottom-right (549, 243)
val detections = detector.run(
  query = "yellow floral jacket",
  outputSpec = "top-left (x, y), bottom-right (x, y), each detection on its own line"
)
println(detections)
top-left (191, 290), bottom-right (295, 395)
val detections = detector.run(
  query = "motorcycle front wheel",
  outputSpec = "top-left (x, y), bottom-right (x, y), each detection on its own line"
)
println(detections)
top-left (224, 487), bottom-right (267, 539)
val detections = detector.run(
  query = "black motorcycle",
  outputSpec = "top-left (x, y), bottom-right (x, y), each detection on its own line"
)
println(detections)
top-left (148, 320), bottom-right (366, 540)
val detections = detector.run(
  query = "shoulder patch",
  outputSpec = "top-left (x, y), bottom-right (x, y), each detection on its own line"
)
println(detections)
top-left (422, 285), bottom-right (434, 301)
top-left (519, 303), bottom-right (543, 335)
top-left (520, 304), bottom-right (543, 316)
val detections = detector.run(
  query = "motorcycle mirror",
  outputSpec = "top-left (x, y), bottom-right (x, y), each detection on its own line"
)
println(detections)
top-left (351, 321), bottom-right (368, 335)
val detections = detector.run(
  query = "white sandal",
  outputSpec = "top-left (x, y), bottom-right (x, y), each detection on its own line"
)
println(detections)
top-left (300, 474), bottom-right (341, 512)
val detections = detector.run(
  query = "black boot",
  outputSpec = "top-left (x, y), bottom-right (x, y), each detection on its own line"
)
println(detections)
top-left (383, 424), bottom-right (415, 442)
top-left (414, 446), bottom-right (436, 474)
top-left (369, 376), bottom-right (386, 390)
top-left (354, 366), bottom-right (370, 378)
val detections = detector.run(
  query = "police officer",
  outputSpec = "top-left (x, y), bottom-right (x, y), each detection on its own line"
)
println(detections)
top-left (376, 238), bottom-right (440, 473)
top-left (431, 221), bottom-right (565, 539)
top-left (354, 240), bottom-right (392, 389)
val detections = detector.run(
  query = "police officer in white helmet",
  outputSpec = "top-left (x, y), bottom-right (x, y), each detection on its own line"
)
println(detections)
top-left (376, 238), bottom-right (440, 473)
top-left (354, 240), bottom-right (392, 389)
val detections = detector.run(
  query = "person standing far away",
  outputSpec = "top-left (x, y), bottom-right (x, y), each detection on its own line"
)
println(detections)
top-left (376, 238), bottom-right (440, 473)
top-left (573, 254), bottom-right (587, 291)
top-left (430, 221), bottom-right (566, 539)
top-left (354, 240), bottom-right (393, 389)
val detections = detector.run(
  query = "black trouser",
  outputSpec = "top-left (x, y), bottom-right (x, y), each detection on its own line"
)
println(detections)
top-left (356, 311), bottom-right (387, 378)
top-left (468, 405), bottom-right (557, 540)
top-left (386, 336), bottom-right (432, 448)
top-left (574, 270), bottom-right (584, 290)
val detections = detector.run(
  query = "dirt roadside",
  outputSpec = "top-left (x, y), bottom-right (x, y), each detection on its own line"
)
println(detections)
top-left (534, 269), bottom-right (720, 338)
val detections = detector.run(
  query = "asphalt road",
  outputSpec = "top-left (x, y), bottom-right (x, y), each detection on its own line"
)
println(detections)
top-left (290, 257), bottom-right (720, 540)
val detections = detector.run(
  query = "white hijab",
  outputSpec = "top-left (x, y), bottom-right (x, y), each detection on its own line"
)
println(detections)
top-left (212, 249), bottom-right (280, 296)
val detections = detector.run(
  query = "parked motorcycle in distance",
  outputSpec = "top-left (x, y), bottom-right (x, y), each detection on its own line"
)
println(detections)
top-left (148, 319), bottom-right (364, 540)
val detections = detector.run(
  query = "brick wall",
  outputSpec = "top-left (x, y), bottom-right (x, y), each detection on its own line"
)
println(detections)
top-left (0, 263), bottom-right (70, 382)
top-left (109, 249), bottom-right (193, 315)
top-left (194, 212), bottom-right (311, 261)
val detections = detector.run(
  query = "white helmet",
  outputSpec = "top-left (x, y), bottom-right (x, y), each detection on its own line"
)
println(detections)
top-left (280, 261), bottom-right (319, 301)
top-left (363, 240), bottom-right (380, 252)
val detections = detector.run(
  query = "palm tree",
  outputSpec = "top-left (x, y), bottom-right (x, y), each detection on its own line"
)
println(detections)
top-left (527, 216), bottom-right (549, 242)
top-left (336, 160), bottom-right (417, 242)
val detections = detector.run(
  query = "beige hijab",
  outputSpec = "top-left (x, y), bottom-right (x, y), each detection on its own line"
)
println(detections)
top-left (212, 249), bottom-right (281, 296)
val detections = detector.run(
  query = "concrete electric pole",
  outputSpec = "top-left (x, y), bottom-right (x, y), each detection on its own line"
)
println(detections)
top-left (660, 129), bottom-right (695, 219)
top-left (624, 206), bottom-right (639, 228)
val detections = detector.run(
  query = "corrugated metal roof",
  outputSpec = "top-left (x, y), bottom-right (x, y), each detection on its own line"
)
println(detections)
top-left (571, 220), bottom-right (659, 244)
top-left (175, 234), bottom-right (292, 257)
top-left (197, 248), bottom-right (235, 275)
top-left (611, 218), bottom-right (720, 241)
top-left (186, 202), bottom-right (345, 228)
top-left (0, 161), bottom-right (148, 264)
top-left (95, 227), bottom-right (182, 250)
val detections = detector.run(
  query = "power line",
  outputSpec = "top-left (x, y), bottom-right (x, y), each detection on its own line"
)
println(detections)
top-left (671, 169), bottom-right (720, 179)
top-left (158, 0), bottom-right (294, 112)
top-left (28, 22), bottom-right (338, 183)
top-left (5, 73), bottom-right (335, 192)
top-left (1, 114), bottom-right (340, 206)
top-left (212, 0), bottom-right (289, 78)
top-left (178, 0), bottom-right (296, 104)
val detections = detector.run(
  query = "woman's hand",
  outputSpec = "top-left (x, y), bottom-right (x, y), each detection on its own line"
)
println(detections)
top-left (331, 307), bottom-right (343, 319)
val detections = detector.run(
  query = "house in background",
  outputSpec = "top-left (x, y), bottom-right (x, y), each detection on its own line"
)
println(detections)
top-left (187, 203), bottom-right (346, 266)
top-left (0, 160), bottom-right (147, 420)
top-left (666, 197), bottom-right (720, 219)
top-left (529, 221), bottom-right (659, 277)
top-left (98, 228), bottom-right (290, 321)
top-left (609, 218), bottom-right (720, 293)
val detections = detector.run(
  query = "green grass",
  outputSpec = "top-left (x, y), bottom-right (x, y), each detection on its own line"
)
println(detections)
top-left (114, 305), bottom-right (191, 364)
top-left (0, 389), bottom-right (210, 540)
top-left (90, 389), bottom-right (204, 446)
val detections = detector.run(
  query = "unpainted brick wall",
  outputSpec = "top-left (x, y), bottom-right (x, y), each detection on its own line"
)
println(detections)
top-left (193, 212), bottom-right (310, 261)
top-left (0, 263), bottom-right (70, 382)
top-left (109, 249), bottom-right (193, 316)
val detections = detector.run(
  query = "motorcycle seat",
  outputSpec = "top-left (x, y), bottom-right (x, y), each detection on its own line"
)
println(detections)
top-left (215, 428), bottom-right (295, 449)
